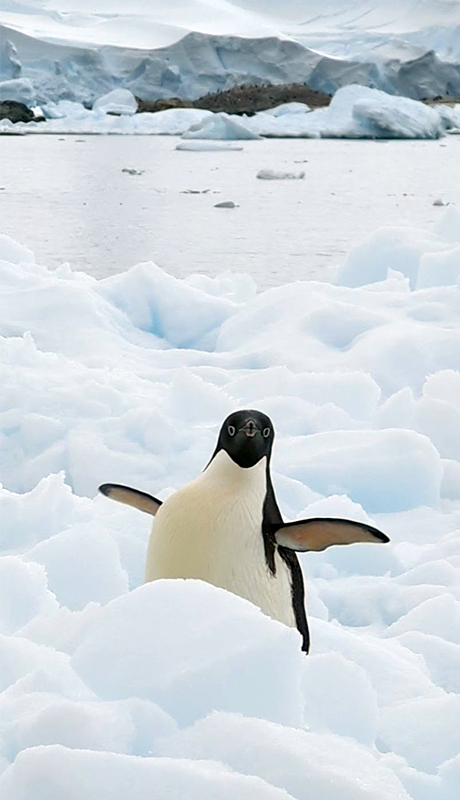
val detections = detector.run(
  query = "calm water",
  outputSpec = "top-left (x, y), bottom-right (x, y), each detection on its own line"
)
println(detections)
top-left (0, 134), bottom-right (458, 288)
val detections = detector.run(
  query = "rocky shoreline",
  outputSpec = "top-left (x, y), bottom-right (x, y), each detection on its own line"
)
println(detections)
top-left (1, 84), bottom-right (459, 125)
top-left (137, 83), bottom-right (332, 116)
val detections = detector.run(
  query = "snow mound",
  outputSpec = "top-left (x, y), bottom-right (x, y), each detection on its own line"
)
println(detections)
top-left (71, 580), bottom-right (302, 728)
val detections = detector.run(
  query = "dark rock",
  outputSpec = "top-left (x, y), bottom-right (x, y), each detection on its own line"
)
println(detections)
top-left (192, 83), bottom-right (331, 115)
top-left (0, 100), bottom-right (35, 123)
top-left (137, 96), bottom-right (193, 113)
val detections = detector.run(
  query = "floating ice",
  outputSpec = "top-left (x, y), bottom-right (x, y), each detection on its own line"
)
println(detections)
top-left (256, 169), bottom-right (305, 179)
top-left (176, 141), bottom-right (243, 151)
top-left (181, 112), bottom-right (262, 141)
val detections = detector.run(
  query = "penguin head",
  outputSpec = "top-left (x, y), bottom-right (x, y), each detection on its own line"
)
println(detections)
top-left (213, 409), bottom-right (275, 469)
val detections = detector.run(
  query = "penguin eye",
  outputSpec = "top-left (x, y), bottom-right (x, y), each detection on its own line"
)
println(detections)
top-left (263, 427), bottom-right (271, 438)
top-left (228, 425), bottom-right (236, 436)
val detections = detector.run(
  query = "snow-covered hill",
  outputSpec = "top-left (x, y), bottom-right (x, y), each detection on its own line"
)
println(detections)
top-left (1, 1), bottom-right (459, 105)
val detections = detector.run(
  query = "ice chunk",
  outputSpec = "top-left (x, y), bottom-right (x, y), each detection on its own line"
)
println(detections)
top-left (439, 754), bottom-right (460, 800)
top-left (301, 652), bottom-right (378, 744)
top-left (0, 745), bottom-right (294, 800)
top-left (142, 108), bottom-right (214, 135)
top-left (92, 89), bottom-right (137, 116)
top-left (17, 604), bottom-right (103, 656)
top-left (310, 618), bottom-right (438, 707)
top-left (417, 244), bottom-right (460, 289)
top-left (0, 474), bottom-right (91, 551)
top-left (441, 459), bottom-right (460, 500)
top-left (25, 524), bottom-right (129, 611)
top-left (336, 225), bottom-right (453, 289)
top-left (0, 692), bottom-right (135, 761)
top-left (182, 112), bottom-right (262, 140)
top-left (323, 85), bottom-right (444, 139)
top-left (433, 205), bottom-right (460, 243)
top-left (276, 428), bottom-right (443, 513)
top-left (378, 693), bottom-right (460, 772)
top-left (0, 635), bottom-right (91, 697)
top-left (384, 594), bottom-right (460, 643)
top-left (352, 95), bottom-right (443, 139)
top-left (0, 557), bottom-right (58, 634)
top-left (0, 234), bottom-right (35, 265)
top-left (395, 631), bottom-right (460, 693)
top-left (71, 580), bottom-right (303, 727)
top-left (156, 712), bottom-right (411, 800)
top-left (256, 169), bottom-right (305, 179)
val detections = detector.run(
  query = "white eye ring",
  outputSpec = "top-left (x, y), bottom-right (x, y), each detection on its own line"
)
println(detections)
top-left (228, 425), bottom-right (236, 436)
top-left (263, 427), bottom-right (271, 438)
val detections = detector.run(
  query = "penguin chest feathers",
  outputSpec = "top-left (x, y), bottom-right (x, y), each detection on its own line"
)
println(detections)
top-left (145, 450), bottom-right (295, 627)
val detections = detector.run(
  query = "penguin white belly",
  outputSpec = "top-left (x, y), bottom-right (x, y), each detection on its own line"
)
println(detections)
top-left (145, 450), bottom-right (296, 628)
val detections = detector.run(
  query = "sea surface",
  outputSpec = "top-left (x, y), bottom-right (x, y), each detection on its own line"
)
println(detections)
top-left (1, 134), bottom-right (458, 288)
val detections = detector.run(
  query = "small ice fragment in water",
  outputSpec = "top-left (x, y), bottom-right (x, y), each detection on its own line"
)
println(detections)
top-left (214, 201), bottom-right (238, 208)
top-left (256, 169), bottom-right (305, 180)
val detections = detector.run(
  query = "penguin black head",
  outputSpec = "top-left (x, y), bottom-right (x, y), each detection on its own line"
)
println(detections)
top-left (212, 409), bottom-right (275, 469)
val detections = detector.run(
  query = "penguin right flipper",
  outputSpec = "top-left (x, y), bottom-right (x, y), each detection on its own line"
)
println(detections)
top-left (271, 517), bottom-right (389, 552)
top-left (99, 483), bottom-right (162, 516)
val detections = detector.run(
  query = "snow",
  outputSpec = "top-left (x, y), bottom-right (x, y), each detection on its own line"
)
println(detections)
top-left (0, 195), bottom-right (459, 798)
top-left (1, 2), bottom-right (459, 104)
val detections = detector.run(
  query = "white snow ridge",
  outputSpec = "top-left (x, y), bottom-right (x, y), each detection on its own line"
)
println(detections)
top-left (0, 202), bottom-right (459, 799)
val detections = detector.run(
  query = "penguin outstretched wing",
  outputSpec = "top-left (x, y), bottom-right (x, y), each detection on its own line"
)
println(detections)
top-left (269, 517), bottom-right (389, 552)
top-left (99, 484), bottom-right (162, 516)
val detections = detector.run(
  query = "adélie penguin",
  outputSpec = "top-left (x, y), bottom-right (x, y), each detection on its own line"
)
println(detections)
top-left (99, 410), bottom-right (389, 653)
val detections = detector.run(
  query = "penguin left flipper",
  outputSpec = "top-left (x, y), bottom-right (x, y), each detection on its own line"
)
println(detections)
top-left (98, 484), bottom-right (162, 516)
top-left (270, 518), bottom-right (389, 552)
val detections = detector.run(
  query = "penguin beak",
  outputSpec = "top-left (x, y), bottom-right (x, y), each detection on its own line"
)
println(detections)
top-left (239, 419), bottom-right (258, 438)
